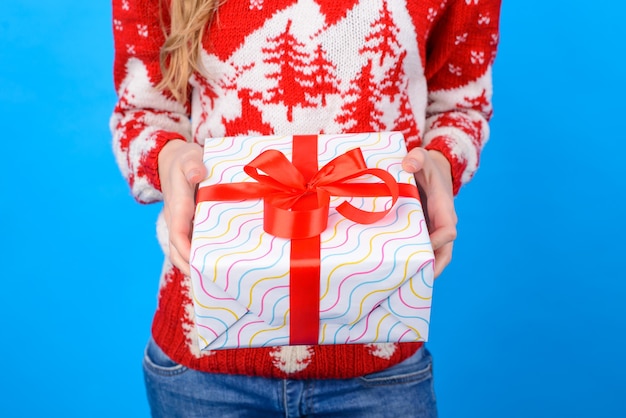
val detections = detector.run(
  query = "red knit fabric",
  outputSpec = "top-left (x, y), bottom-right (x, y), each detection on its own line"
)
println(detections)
top-left (111, 0), bottom-right (501, 378)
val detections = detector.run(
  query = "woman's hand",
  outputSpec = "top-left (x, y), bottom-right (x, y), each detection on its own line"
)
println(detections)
top-left (158, 140), bottom-right (207, 276)
top-left (402, 148), bottom-right (457, 278)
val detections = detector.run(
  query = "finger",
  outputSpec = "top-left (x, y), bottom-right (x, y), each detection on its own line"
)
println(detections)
top-left (179, 147), bottom-right (207, 184)
top-left (168, 201), bottom-right (195, 265)
top-left (169, 242), bottom-right (191, 276)
top-left (429, 224), bottom-right (456, 278)
top-left (433, 241), bottom-right (453, 278)
top-left (429, 224), bottom-right (457, 252)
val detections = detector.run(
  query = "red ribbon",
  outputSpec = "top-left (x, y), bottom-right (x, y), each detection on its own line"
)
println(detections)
top-left (196, 135), bottom-right (419, 345)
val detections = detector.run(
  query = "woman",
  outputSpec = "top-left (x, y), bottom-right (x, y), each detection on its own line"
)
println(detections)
top-left (111, 0), bottom-right (501, 416)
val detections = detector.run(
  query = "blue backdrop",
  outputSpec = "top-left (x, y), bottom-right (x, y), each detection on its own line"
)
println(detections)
top-left (1, 1), bottom-right (624, 417)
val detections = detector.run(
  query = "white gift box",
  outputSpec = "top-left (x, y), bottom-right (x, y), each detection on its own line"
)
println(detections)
top-left (189, 132), bottom-right (434, 350)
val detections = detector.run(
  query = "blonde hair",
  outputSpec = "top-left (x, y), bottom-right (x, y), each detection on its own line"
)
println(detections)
top-left (157, 0), bottom-right (222, 102)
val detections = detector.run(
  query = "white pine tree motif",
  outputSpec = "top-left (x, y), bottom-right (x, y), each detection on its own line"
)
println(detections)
top-left (126, 44), bottom-right (136, 55)
top-left (366, 343), bottom-right (398, 360)
top-left (270, 346), bottom-right (314, 374)
top-left (122, 0), bottom-right (130, 11)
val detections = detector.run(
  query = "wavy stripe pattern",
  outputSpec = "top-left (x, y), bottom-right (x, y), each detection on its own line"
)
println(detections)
top-left (189, 133), bottom-right (435, 350)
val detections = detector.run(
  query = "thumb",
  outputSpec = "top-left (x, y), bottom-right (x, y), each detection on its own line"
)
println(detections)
top-left (401, 148), bottom-right (427, 173)
top-left (180, 149), bottom-right (207, 185)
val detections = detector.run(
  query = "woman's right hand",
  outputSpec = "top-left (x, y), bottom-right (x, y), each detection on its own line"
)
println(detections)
top-left (158, 140), bottom-right (207, 276)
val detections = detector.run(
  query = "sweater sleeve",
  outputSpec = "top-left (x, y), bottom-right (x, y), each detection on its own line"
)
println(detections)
top-left (110, 0), bottom-right (192, 204)
top-left (422, 0), bottom-right (501, 195)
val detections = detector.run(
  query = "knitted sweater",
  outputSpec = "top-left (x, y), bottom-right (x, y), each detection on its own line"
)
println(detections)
top-left (111, 0), bottom-right (500, 379)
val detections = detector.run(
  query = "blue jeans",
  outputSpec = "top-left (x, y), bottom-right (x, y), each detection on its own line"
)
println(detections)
top-left (143, 338), bottom-right (437, 417)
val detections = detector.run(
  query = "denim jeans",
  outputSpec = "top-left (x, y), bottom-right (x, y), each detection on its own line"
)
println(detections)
top-left (143, 338), bottom-right (437, 417)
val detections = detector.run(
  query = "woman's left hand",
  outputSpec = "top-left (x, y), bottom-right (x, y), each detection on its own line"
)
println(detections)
top-left (401, 148), bottom-right (457, 278)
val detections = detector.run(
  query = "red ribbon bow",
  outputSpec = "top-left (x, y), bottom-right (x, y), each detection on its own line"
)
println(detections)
top-left (197, 147), bottom-right (417, 239)
top-left (195, 135), bottom-right (419, 345)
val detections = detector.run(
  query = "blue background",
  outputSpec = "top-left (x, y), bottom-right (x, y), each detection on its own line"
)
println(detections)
top-left (1, 1), bottom-right (624, 417)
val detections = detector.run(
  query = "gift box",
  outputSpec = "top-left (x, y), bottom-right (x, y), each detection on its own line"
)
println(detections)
top-left (189, 132), bottom-right (434, 350)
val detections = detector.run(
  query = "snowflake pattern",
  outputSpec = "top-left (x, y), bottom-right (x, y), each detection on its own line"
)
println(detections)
top-left (470, 50), bottom-right (485, 64)
top-left (455, 32), bottom-right (468, 45)
top-left (478, 13), bottom-right (491, 25)
top-left (249, 0), bottom-right (264, 10)
top-left (136, 24), bottom-right (148, 37)
top-left (427, 7), bottom-right (438, 21)
top-left (448, 63), bottom-right (462, 76)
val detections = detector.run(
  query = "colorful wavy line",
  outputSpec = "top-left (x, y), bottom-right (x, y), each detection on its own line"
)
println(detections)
top-left (213, 229), bottom-right (266, 292)
top-left (350, 309), bottom-right (376, 341)
top-left (197, 220), bottom-right (265, 292)
top-left (407, 258), bottom-right (435, 300)
top-left (386, 320), bottom-right (403, 341)
top-left (266, 294), bottom-right (289, 325)
top-left (250, 279), bottom-right (290, 316)
top-left (320, 133), bottom-right (373, 159)
top-left (320, 207), bottom-right (425, 303)
top-left (196, 320), bottom-right (223, 339)
top-left (384, 301), bottom-right (430, 327)
top-left (192, 203), bottom-right (261, 250)
top-left (321, 244), bottom-right (432, 322)
top-left (236, 237), bottom-right (289, 299)
top-left (190, 291), bottom-right (241, 318)
top-left (195, 200), bottom-right (257, 228)
top-left (193, 209), bottom-right (263, 244)
top-left (246, 309), bottom-right (289, 347)
top-left (204, 136), bottom-right (293, 180)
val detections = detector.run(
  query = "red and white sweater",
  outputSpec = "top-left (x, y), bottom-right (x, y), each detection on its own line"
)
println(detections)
top-left (111, 0), bottom-right (500, 379)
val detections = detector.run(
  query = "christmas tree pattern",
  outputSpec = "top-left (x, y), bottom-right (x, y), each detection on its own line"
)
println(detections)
top-left (394, 86), bottom-right (420, 147)
top-left (309, 43), bottom-right (340, 107)
top-left (222, 88), bottom-right (272, 135)
top-left (335, 59), bottom-right (384, 133)
top-left (336, 0), bottom-right (418, 140)
top-left (262, 19), bottom-right (340, 122)
top-left (204, 62), bottom-right (272, 136)
top-left (360, 0), bottom-right (403, 69)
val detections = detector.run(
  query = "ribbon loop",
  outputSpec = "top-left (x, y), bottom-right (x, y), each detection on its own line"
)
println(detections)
top-left (244, 149), bottom-right (307, 193)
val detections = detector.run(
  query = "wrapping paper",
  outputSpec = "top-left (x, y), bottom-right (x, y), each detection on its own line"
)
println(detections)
top-left (189, 132), bottom-right (434, 350)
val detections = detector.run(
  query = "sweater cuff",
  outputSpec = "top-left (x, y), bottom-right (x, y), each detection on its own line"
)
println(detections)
top-left (424, 136), bottom-right (467, 196)
top-left (143, 131), bottom-right (188, 192)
